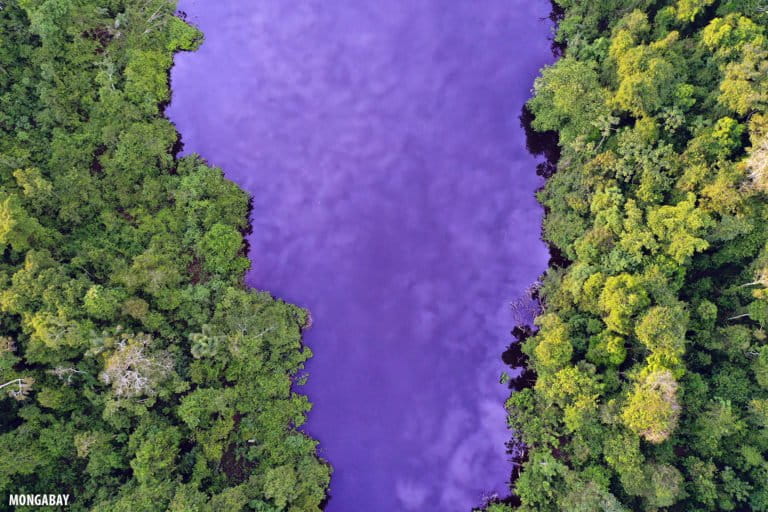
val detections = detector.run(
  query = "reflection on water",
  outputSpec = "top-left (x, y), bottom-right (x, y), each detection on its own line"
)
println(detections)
top-left (168, 1), bottom-right (553, 510)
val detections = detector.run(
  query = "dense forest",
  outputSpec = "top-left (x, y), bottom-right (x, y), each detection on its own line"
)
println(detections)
top-left (0, 1), bottom-right (330, 510)
top-left (487, 0), bottom-right (768, 511)
top-left (6, 0), bottom-right (768, 510)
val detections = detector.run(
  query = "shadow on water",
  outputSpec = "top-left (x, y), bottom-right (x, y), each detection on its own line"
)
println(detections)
top-left (487, 23), bottom-right (566, 505)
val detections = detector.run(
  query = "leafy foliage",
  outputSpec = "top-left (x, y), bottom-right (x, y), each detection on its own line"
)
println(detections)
top-left (0, 2), bottom-right (329, 510)
top-left (491, 1), bottom-right (768, 510)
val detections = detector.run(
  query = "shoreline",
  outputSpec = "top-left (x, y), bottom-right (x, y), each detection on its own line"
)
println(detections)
top-left (487, 3), bottom-right (565, 504)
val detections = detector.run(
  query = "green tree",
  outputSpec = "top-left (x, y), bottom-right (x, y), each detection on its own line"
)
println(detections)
top-left (621, 370), bottom-right (680, 443)
top-left (198, 223), bottom-right (250, 276)
top-left (530, 313), bottom-right (573, 372)
top-left (528, 57), bottom-right (610, 146)
top-left (0, 194), bottom-right (47, 252)
top-left (598, 273), bottom-right (650, 334)
top-left (647, 194), bottom-right (711, 263)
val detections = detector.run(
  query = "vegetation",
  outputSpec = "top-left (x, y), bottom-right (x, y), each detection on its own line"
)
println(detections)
top-left (0, 1), bottom-right (329, 510)
top-left (485, 0), bottom-right (768, 510)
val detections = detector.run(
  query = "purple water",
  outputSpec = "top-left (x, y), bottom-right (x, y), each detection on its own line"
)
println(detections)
top-left (168, 2), bottom-right (553, 510)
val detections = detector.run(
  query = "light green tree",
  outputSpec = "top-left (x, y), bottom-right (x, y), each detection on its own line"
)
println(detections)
top-left (621, 370), bottom-right (680, 443)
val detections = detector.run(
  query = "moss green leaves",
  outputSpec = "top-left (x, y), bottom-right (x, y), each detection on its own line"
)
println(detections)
top-left (0, 3), bottom-right (330, 509)
top-left (621, 370), bottom-right (680, 443)
top-left (501, 1), bottom-right (768, 510)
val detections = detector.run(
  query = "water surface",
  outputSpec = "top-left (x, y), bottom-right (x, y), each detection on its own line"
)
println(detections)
top-left (168, 2), bottom-right (553, 510)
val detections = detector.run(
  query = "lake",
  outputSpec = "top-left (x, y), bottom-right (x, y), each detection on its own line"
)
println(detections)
top-left (168, 1), bottom-right (553, 509)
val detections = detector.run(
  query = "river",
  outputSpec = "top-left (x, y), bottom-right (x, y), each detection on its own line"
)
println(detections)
top-left (167, 1), bottom-right (553, 510)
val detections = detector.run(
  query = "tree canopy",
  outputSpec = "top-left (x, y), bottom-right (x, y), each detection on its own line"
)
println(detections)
top-left (0, 2), bottom-right (329, 510)
top-left (486, 1), bottom-right (768, 510)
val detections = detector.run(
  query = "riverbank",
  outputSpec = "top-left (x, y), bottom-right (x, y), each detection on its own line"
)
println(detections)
top-left (492, 1), bottom-right (768, 510)
top-left (0, 3), bottom-right (331, 510)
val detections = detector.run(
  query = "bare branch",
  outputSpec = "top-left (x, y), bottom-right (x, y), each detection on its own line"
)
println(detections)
top-left (0, 378), bottom-right (33, 400)
top-left (48, 366), bottom-right (88, 385)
